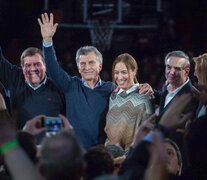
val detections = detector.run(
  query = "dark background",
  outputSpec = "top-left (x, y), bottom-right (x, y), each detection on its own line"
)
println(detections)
top-left (1, 0), bottom-right (207, 89)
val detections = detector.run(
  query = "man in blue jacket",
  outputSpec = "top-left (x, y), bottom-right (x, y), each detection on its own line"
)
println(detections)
top-left (38, 13), bottom-right (152, 149)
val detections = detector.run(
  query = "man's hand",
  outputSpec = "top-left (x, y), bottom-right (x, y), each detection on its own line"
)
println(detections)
top-left (37, 13), bottom-right (58, 44)
top-left (0, 93), bottom-right (7, 110)
top-left (160, 93), bottom-right (192, 129)
top-left (59, 114), bottom-right (73, 132)
top-left (144, 131), bottom-right (168, 180)
top-left (132, 113), bottom-right (157, 148)
top-left (139, 83), bottom-right (154, 96)
top-left (23, 115), bottom-right (46, 136)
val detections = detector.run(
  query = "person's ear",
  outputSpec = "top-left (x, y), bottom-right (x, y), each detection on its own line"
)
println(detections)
top-left (177, 164), bottom-right (182, 176)
top-left (185, 67), bottom-right (190, 75)
top-left (99, 63), bottom-right (102, 72)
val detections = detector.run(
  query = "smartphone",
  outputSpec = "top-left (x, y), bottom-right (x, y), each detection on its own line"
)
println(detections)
top-left (42, 116), bottom-right (63, 133)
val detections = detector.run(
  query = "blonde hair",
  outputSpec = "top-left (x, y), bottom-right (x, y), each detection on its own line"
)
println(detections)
top-left (193, 53), bottom-right (207, 85)
top-left (112, 53), bottom-right (138, 85)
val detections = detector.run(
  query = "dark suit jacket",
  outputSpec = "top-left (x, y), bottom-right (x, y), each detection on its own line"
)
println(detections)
top-left (155, 80), bottom-right (199, 122)
top-left (154, 80), bottom-right (199, 171)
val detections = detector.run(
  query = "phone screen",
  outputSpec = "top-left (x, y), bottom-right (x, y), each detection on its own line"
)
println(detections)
top-left (42, 117), bottom-right (62, 132)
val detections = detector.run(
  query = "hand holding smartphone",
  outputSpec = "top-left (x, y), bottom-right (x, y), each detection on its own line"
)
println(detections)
top-left (41, 116), bottom-right (63, 133)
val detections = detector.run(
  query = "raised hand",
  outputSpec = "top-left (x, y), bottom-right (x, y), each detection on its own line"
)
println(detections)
top-left (23, 115), bottom-right (46, 136)
top-left (59, 114), bottom-right (73, 132)
top-left (132, 113), bottom-right (157, 148)
top-left (37, 13), bottom-right (58, 44)
top-left (144, 131), bottom-right (168, 180)
top-left (0, 92), bottom-right (7, 110)
top-left (160, 93), bottom-right (192, 129)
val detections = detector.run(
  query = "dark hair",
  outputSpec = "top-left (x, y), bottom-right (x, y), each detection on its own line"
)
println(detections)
top-left (112, 53), bottom-right (138, 86)
top-left (106, 145), bottom-right (125, 158)
top-left (21, 47), bottom-right (44, 67)
top-left (39, 131), bottom-right (84, 180)
top-left (84, 145), bottom-right (114, 180)
top-left (164, 138), bottom-right (182, 167)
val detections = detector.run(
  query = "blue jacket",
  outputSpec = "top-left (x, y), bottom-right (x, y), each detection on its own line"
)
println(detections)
top-left (43, 45), bottom-right (114, 149)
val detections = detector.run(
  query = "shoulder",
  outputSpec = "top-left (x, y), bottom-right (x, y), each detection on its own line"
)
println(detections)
top-left (181, 80), bottom-right (197, 94)
top-left (101, 80), bottom-right (113, 86)
top-left (99, 80), bottom-right (114, 92)
top-left (130, 89), bottom-right (153, 104)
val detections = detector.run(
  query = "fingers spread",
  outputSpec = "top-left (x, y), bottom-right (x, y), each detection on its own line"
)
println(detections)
top-left (41, 13), bottom-right (46, 24)
top-left (49, 13), bottom-right (54, 24)
top-left (37, 18), bottom-right (43, 26)
top-left (44, 12), bottom-right (49, 23)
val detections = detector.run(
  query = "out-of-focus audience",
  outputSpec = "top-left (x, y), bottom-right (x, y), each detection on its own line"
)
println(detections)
top-left (39, 131), bottom-right (85, 180)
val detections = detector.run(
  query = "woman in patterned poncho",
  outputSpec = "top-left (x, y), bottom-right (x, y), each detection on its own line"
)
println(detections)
top-left (105, 53), bottom-right (154, 151)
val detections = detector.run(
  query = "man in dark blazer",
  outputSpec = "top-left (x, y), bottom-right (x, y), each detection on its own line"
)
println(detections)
top-left (154, 50), bottom-right (198, 121)
top-left (154, 50), bottom-right (199, 171)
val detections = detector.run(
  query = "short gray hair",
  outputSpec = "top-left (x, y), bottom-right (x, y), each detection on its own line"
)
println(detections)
top-left (75, 46), bottom-right (103, 66)
top-left (164, 50), bottom-right (190, 68)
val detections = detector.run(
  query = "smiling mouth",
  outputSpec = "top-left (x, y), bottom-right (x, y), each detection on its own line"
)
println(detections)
top-left (30, 73), bottom-right (38, 76)
top-left (84, 72), bottom-right (93, 74)
top-left (29, 73), bottom-right (40, 78)
top-left (117, 83), bottom-right (126, 87)
top-left (168, 76), bottom-right (175, 79)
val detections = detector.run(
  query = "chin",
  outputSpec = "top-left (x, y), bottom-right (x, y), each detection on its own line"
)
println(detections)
top-left (119, 85), bottom-right (127, 90)
top-left (31, 81), bottom-right (40, 86)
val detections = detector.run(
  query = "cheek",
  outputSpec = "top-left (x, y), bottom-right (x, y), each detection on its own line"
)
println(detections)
top-left (114, 75), bottom-right (118, 81)
top-left (124, 74), bottom-right (129, 81)
top-left (165, 69), bottom-right (170, 75)
top-left (23, 69), bottom-right (28, 75)
top-left (78, 66), bottom-right (83, 72)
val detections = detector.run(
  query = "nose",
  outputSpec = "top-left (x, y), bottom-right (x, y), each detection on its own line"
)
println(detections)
top-left (84, 63), bottom-right (91, 70)
top-left (170, 68), bottom-right (175, 74)
top-left (30, 64), bottom-right (36, 70)
top-left (117, 73), bottom-right (123, 80)
top-left (30, 64), bottom-right (38, 72)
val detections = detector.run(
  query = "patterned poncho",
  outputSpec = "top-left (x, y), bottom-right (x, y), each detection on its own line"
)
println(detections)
top-left (105, 84), bottom-right (154, 150)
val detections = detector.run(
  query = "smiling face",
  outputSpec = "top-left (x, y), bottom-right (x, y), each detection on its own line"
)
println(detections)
top-left (165, 56), bottom-right (189, 88)
top-left (22, 53), bottom-right (46, 87)
top-left (77, 52), bottom-right (102, 83)
top-left (114, 62), bottom-right (135, 91)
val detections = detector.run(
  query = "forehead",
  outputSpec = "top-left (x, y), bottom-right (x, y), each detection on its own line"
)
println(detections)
top-left (166, 56), bottom-right (187, 67)
top-left (78, 52), bottom-right (98, 62)
top-left (114, 62), bottom-right (127, 71)
top-left (23, 53), bottom-right (44, 64)
top-left (164, 142), bottom-right (177, 153)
